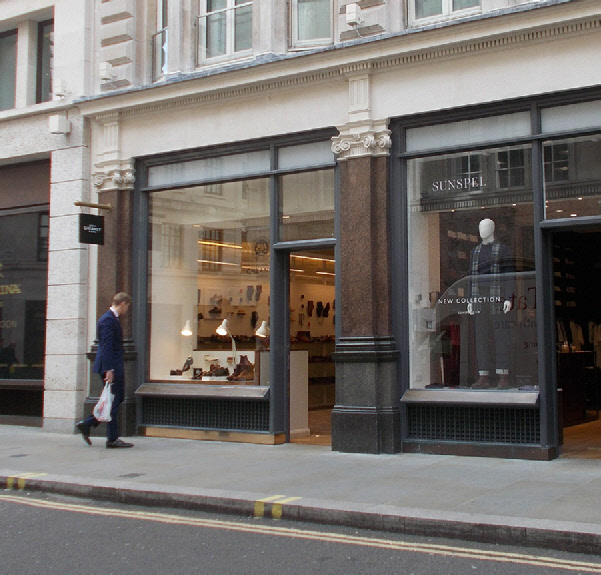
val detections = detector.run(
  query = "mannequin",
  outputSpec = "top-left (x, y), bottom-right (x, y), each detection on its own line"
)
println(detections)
top-left (467, 218), bottom-right (514, 389)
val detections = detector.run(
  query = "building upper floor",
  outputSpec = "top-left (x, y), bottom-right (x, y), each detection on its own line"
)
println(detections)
top-left (0, 0), bottom-right (90, 119)
top-left (0, 0), bottom-right (592, 117)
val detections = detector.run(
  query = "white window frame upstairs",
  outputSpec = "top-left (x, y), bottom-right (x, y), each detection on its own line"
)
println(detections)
top-left (409, 0), bottom-right (480, 26)
top-left (197, 0), bottom-right (253, 65)
top-left (290, 0), bottom-right (333, 49)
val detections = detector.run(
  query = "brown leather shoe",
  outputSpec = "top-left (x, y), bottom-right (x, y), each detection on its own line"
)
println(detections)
top-left (76, 421), bottom-right (92, 446)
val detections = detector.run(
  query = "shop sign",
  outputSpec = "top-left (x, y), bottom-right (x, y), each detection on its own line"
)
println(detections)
top-left (79, 214), bottom-right (105, 245)
top-left (431, 176), bottom-right (485, 193)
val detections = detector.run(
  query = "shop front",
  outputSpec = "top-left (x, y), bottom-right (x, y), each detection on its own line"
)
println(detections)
top-left (132, 132), bottom-right (338, 444)
top-left (0, 161), bottom-right (49, 425)
top-left (394, 89), bottom-right (601, 459)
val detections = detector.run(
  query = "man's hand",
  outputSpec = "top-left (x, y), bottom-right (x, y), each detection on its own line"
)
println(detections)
top-left (105, 370), bottom-right (114, 384)
top-left (503, 300), bottom-right (513, 314)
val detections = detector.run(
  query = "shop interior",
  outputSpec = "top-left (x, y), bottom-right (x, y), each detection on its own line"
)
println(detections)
top-left (554, 230), bottom-right (601, 458)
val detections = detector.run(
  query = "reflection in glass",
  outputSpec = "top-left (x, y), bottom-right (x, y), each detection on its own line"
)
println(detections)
top-left (279, 169), bottom-right (335, 242)
top-left (0, 212), bottom-right (48, 380)
top-left (407, 145), bottom-right (537, 391)
top-left (543, 136), bottom-right (601, 220)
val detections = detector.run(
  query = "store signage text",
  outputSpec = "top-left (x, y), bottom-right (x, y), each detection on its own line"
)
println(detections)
top-left (0, 284), bottom-right (21, 295)
top-left (431, 176), bottom-right (485, 193)
top-left (438, 287), bottom-right (537, 310)
top-left (0, 320), bottom-right (17, 328)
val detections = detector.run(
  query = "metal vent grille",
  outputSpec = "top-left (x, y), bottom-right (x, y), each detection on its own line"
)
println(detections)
top-left (407, 404), bottom-right (540, 444)
top-left (142, 397), bottom-right (270, 432)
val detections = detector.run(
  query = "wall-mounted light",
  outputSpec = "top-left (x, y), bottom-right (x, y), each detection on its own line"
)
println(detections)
top-left (181, 320), bottom-right (193, 336)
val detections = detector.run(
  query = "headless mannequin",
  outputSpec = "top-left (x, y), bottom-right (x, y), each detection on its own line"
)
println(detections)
top-left (468, 218), bottom-right (513, 389)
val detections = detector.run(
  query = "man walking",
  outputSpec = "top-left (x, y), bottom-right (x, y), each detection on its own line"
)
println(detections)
top-left (77, 292), bottom-right (134, 448)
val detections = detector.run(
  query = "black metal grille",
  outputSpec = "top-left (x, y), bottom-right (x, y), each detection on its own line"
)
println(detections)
top-left (142, 397), bottom-right (270, 432)
top-left (407, 404), bottom-right (540, 444)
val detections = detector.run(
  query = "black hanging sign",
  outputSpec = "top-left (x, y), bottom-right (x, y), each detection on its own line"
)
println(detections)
top-left (79, 213), bottom-right (105, 245)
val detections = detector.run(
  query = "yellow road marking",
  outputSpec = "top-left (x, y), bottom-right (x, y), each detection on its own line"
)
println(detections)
top-left (254, 495), bottom-right (286, 518)
top-left (5, 473), bottom-right (48, 490)
top-left (1, 494), bottom-right (600, 572)
top-left (272, 497), bottom-right (302, 520)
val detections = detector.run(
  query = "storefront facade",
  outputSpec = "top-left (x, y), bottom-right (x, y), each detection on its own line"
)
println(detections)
top-left (76, 0), bottom-right (601, 458)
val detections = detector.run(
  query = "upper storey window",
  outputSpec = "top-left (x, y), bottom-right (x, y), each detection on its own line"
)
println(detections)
top-left (152, 0), bottom-right (168, 80)
top-left (37, 20), bottom-right (54, 104)
top-left (198, 0), bottom-right (253, 63)
top-left (291, 0), bottom-right (332, 48)
top-left (0, 30), bottom-right (17, 111)
top-left (411, 0), bottom-right (479, 23)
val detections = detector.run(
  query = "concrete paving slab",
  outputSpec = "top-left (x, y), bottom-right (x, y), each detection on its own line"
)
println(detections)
top-left (1, 426), bottom-right (601, 554)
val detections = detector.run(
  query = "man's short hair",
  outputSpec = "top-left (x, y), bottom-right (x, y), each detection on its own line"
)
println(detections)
top-left (113, 292), bottom-right (132, 306)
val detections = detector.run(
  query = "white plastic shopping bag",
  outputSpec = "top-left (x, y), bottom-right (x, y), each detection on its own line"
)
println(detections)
top-left (93, 382), bottom-right (113, 422)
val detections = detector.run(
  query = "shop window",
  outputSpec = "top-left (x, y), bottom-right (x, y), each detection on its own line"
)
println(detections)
top-left (407, 144), bottom-right (537, 392)
top-left (198, 0), bottom-right (253, 63)
top-left (0, 30), bottom-right (17, 111)
top-left (37, 213), bottom-right (49, 262)
top-left (411, 0), bottom-right (479, 22)
top-left (544, 135), bottom-right (601, 220)
top-left (0, 211), bottom-right (48, 381)
top-left (152, 0), bottom-right (168, 80)
top-left (279, 169), bottom-right (335, 242)
top-left (290, 0), bottom-right (332, 48)
top-left (148, 179), bottom-right (270, 383)
top-left (36, 20), bottom-right (54, 104)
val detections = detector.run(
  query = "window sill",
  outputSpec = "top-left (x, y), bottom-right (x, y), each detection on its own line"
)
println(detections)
top-left (0, 99), bottom-right (72, 123)
top-left (401, 387), bottom-right (539, 407)
top-left (136, 381), bottom-right (269, 400)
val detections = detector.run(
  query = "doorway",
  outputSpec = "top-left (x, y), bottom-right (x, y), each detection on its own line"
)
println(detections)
top-left (288, 248), bottom-right (336, 446)
top-left (553, 231), bottom-right (601, 458)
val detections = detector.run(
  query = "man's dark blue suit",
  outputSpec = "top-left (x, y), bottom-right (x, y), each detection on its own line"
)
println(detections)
top-left (84, 309), bottom-right (125, 441)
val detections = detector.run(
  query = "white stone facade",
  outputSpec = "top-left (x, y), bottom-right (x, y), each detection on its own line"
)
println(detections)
top-left (3, 0), bottom-right (601, 435)
top-left (0, 0), bottom-right (92, 432)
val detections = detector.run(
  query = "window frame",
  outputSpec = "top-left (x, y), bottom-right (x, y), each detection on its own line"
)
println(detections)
top-left (409, 0), bottom-right (480, 26)
top-left (289, 0), bottom-right (334, 49)
top-left (36, 20), bottom-right (54, 104)
top-left (0, 29), bottom-right (18, 111)
top-left (197, 0), bottom-right (254, 65)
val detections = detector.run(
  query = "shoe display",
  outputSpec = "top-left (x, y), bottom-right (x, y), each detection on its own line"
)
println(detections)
top-left (76, 421), bottom-right (92, 446)
top-left (181, 356), bottom-right (194, 372)
top-left (106, 438), bottom-right (134, 449)
top-left (208, 307), bottom-right (222, 315)
top-left (472, 375), bottom-right (491, 389)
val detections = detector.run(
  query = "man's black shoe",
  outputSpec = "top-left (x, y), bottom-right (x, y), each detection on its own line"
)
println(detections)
top-left (106, 438), bottom-right (134, 449)
top-left (76, 421), bottom-right (92, 446)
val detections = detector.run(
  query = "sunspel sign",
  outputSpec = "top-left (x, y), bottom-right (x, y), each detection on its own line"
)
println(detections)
top-left (79, 214), bottom-right (105, 245)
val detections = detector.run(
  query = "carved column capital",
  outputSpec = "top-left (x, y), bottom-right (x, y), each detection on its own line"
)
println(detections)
top-left (92, 160), bottom-right (136, 192)
top-left (332, 122), bottom-right (391, 161)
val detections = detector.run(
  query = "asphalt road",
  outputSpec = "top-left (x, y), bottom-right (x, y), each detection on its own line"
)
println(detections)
top-left (2, 492), bottom-right (601, 575)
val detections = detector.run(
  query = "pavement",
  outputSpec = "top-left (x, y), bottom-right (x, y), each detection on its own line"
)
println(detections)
top-left (2, 426), bottom-right (601, 555)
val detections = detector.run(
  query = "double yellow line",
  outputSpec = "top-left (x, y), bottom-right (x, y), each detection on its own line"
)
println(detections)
top-left (4, 473), bottom-right (47, 490)
top-left (254, 495), bottom-right (302, 519)
top-left (1, 493), bottom-right (601, 572)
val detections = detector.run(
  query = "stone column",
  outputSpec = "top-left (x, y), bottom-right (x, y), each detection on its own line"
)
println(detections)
top-left (83, 113), bottom-right (138, 437)
top-left (330, 69), bottom-right (399, 454)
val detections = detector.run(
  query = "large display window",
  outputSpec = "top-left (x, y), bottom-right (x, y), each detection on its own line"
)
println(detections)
top-left (145, 138), bottom-right (336, 389)
top-left (0, 210), bottom-right (48, 380)
top-left (408, 144), bottom-right (537, 391)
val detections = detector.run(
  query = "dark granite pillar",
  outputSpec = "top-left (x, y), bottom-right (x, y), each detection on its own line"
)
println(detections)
top-left (83, 187), bottom-right (137, 437)
top-left (332, 155), bottom-right (400, 454)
